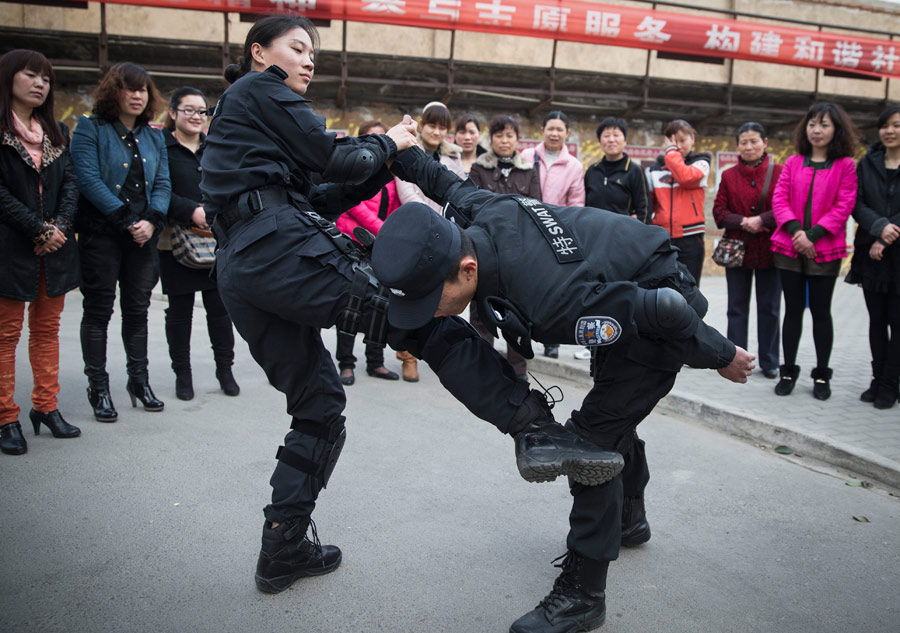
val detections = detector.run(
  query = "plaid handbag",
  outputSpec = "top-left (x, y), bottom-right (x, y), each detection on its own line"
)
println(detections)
top-left (170, 225), bottom-right (216, 269)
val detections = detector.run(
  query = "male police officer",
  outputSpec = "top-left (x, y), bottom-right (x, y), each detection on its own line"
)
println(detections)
top-left (371, 147), bottom-right (755, 633)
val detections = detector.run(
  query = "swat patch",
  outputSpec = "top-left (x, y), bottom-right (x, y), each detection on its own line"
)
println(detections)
top-left (514, 197), bottom-right (584, 264)
top-left (575, 316), bottom-right (622, 346)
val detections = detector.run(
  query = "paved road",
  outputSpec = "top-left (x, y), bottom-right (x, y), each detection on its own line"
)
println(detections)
top-left (1, 298), bottom-right (898, 633)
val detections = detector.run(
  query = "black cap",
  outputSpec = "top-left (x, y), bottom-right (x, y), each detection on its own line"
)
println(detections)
top-left (371, 202), bottom-right (461, 330)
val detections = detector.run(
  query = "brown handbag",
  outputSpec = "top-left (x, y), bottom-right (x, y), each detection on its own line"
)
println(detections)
top-left (712, 158), bottom-right (775, 268)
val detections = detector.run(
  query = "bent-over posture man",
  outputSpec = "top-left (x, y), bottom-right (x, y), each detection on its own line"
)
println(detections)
top-left (372, 147), bottom-right (755, 633)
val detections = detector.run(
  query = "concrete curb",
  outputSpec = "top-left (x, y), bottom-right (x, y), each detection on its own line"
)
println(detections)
top-left (527, 354), bottom-right (900, 492)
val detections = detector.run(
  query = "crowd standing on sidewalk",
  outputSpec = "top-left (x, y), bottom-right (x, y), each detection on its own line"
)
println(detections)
top-left (0, 35), bottom-right (897, 633)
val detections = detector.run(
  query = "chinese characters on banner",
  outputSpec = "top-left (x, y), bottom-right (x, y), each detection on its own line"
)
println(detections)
top-left (97, 0), bottom-right (900, 80)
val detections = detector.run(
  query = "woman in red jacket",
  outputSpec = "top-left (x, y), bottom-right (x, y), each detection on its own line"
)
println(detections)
top-left (713, 122), bottom-right (783, 379)
top-left (648, 119), bottom-right (712, 285)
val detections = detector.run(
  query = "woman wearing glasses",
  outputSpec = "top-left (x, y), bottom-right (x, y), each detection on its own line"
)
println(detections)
top-left (159, 87), bottom-right (238, 401)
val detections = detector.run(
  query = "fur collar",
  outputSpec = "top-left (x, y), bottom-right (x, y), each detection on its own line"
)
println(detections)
top-left (1, 129), bottom-right (64, 171)
top-left (475, 150), bottom-right (532, 170)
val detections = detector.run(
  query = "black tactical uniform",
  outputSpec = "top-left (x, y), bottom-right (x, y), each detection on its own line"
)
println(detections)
top-left (373, 148), bottom-right (737, 633)
top-left (200, 66), bottom-right (619, 594)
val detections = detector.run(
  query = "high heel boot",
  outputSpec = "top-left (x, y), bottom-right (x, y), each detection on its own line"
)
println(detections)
top-left (127, 381), bottom-right (165, 412)
top-left (0, 421), bottom-right (27, 455)
top-left (215, 365), bottom-right (240, 396)
top-left (87, 385), bottom-right (118, 422)
top-left (29, 409), bottom-right (80, 438)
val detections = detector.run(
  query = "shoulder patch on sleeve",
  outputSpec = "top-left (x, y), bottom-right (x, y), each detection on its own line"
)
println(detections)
top-left (575, 316), bottom-right (622, 346)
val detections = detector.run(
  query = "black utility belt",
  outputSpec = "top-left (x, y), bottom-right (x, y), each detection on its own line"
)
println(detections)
top-left (218, 186), bottom-right (293, 234)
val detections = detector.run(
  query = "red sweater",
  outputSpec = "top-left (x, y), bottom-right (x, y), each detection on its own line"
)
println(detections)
top-left (712, 154), bottom-right (783, 269)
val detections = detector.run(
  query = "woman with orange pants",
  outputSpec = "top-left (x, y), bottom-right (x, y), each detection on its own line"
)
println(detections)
top-left (0, 49), bottom-right (81, 455)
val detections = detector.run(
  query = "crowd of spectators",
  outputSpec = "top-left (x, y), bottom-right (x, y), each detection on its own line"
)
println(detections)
top-left (1, 46), bottom-right (897, 457)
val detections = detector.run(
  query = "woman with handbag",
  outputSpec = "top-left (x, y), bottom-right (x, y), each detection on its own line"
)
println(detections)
top-left (159, 87), bottom-right (238, 400)
top-left (771, 102), bottom-right (859, 400)
top-left (70, 62), bottom-right (171, 420)
top-left (712, 122), bottom-right (783, 379)
top-left (0, 49), bottom-right (81, 455)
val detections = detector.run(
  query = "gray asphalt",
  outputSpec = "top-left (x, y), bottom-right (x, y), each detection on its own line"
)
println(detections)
top-left (1, 296), bottom-right (898, 633)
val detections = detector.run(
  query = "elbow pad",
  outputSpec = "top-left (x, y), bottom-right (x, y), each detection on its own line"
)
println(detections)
top-left (321, 143), bottom-right (379, 185)
top-left (634, 287), bottom-right (699, 340)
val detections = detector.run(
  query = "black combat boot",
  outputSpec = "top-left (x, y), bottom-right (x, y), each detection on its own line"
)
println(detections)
top-left (255, 517), bottom-right (342, 593)
top-left (510, 551), bottom-right (608, 633)
top-left (511, 393), bottom-right (624, 487)
top-left (620, 496), bottom-right (651, 548)
top-left (811, 367), bottom-right (832, 401)
top-left (774, 364), bottom-right (800, 396)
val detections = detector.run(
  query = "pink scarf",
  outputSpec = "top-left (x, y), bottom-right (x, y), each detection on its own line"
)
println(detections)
top-left (12, 111), bottom-right (44, 145)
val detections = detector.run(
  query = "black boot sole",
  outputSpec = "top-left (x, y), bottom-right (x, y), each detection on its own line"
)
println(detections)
top-left (517, 452), bottom-right (624, 487)
top-left (254, 551), bottom-right (342, 593)
top-left (509, 607), bottom-right (605, 633)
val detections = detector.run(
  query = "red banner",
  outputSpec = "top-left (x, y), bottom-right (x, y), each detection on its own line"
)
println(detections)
top-left (98, 0), bottom-right (900, 80)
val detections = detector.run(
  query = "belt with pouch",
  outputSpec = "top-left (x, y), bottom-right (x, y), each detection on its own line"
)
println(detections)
top-left (217, 186), bottom-right (292, 236)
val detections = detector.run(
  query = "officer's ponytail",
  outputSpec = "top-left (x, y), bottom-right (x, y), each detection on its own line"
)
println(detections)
top-left (224, 15), bottom-right (320, 84)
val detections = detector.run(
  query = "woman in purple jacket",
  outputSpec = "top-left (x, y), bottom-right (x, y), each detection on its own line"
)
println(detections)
top-left (771, 103), bottom-right (859, 400)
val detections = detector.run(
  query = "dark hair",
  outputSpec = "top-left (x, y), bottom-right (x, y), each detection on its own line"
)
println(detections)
top-left (543, 110), bottom-right (569, 130)
top-left (596, 116), bottom-right (628, 140)
top-left (165, 87), bottom-right (207, 130)
top-left (224, 15), bottom-right (320, 84)
top-left (92, 62), bottom-right (160, 127)
top-left (664, 119), bottom-right (695, 138)
top-left (358, 120), bottom-right (385, 135)
top-left (421, 103), bottom-right (452, 130)
top-left (877, 105), bottom-right (900, 130)
top-left (735, 121), bottom-right (767, 142)
top-left (445, 227), bottom-right (476, 283)
top-left (488, 114), bottom-right (519, 138)
top-left (455, 113), bottom-right (480, 134)
top-left (793, 102), bottom-right (859, 160)
top-left (0, 49), bottom-right (65, 147)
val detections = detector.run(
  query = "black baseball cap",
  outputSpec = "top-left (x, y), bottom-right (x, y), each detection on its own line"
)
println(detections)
top-left (371, 202), bottom-right (462, 330)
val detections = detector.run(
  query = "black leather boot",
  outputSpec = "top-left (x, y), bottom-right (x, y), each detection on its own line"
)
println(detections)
top-left (29, 409), bottom-right (80, 438)
top-left (874, 361), bottom-right (899, 410)
top-left (175, 372), bottom-right (194, 401)
top-left (811, 367), bottom-right (833, 401)
top-left (87, 385), bottom-right (118, 422)
top-left (255, 517), bottom-right (342, 593)
top-left (861, 361), bottom-right (881, 403)
top-left (0, 421), bottom-right (27, 455)
top-left (126, 381), bottom-right (165, 412)
top-left (509, 551), bottom-right (608, 633)
top-left (511, 393), bottom-right (624, 487)
top-left (774, 364), bottom-right (800, 396)
top-left (621, 496), bottom-right (651, 548)
top-left (215, 365), bottom-right (240, 397)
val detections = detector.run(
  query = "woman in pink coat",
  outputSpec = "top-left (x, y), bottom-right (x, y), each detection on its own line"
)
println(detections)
top-left (771, 103), bottom-right (859, 400)
top-left (333, 120), bottom-right (401, 386)
top-left (521, 110), bottom-right (585, 359)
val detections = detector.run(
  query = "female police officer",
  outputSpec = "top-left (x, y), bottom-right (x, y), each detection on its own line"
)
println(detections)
top-left (200, 15), bottom-right (618, 595)
top-left (200, 15), bottom-right (420, 593)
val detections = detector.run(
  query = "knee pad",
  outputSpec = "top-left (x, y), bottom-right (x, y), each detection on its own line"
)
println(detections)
top-left (276, 416), bottom-right (347, 491)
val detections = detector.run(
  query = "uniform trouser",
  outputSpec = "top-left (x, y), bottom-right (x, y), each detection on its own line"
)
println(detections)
top-left (165, 289), bottom-right (235, 375)
top-left (214, 204), bottom-right (529, 523)
top-left (725, 267), bottom-right (781, 373)
top-left (79, 231), bottom-right (159, 386)
top-left (565, 337), bottom-right (680, 562)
